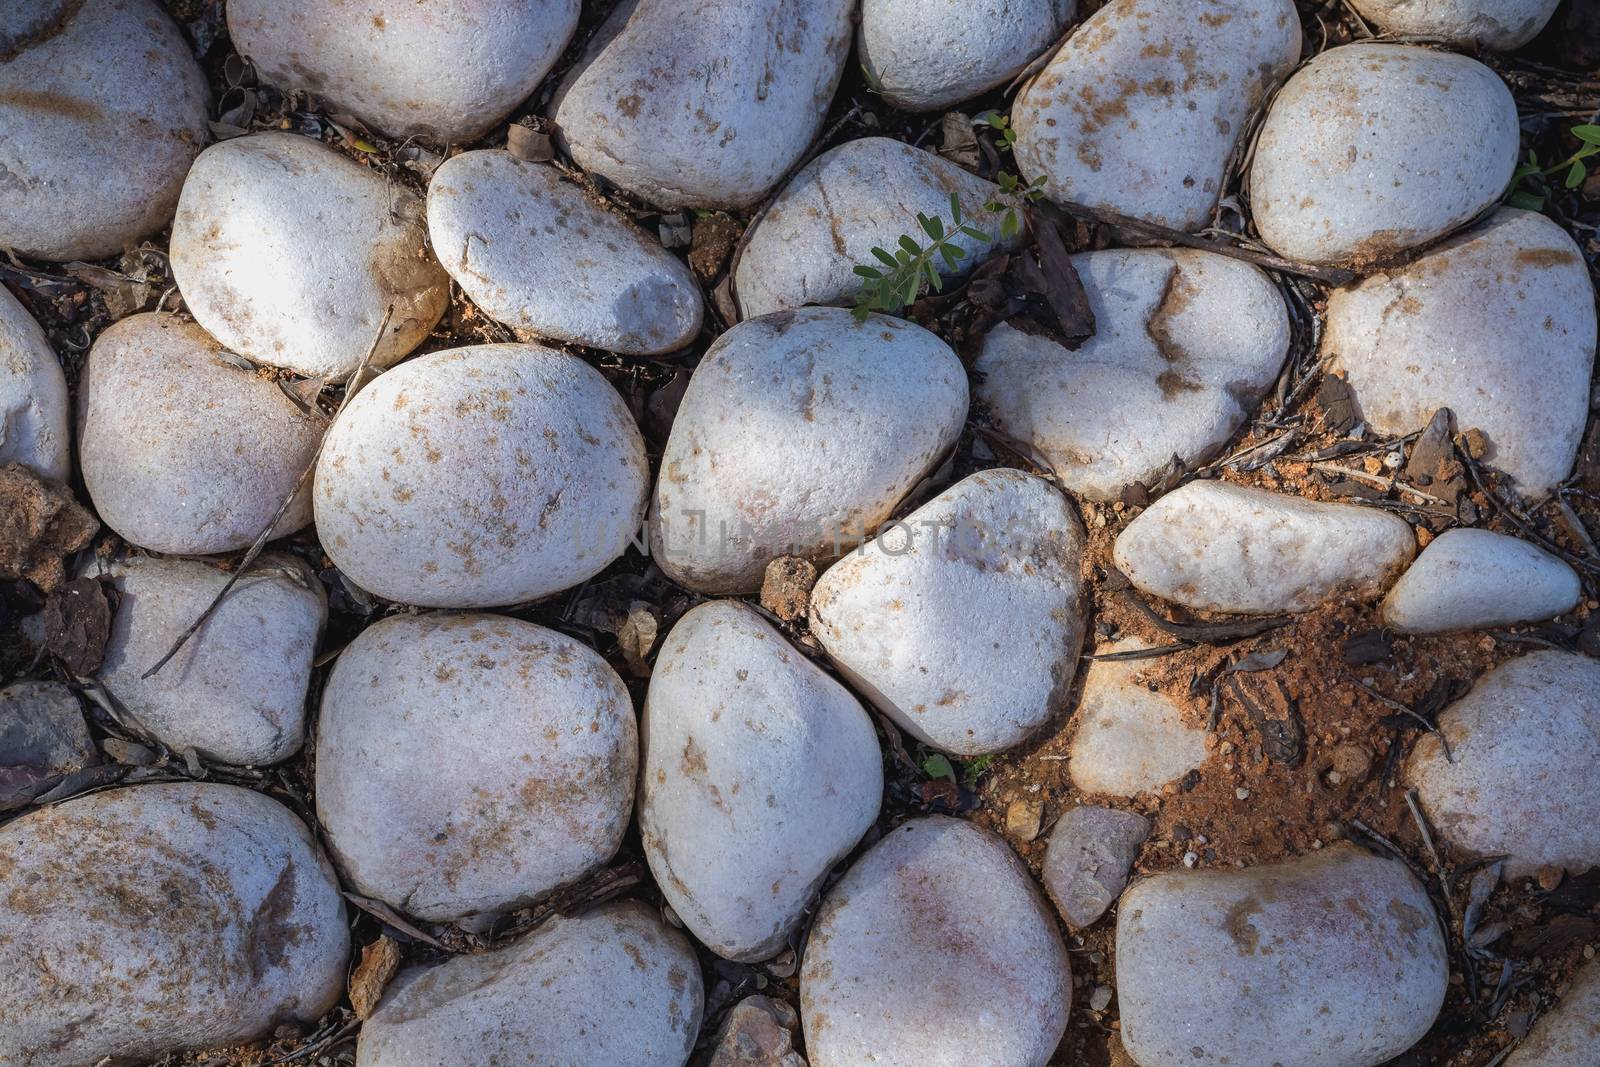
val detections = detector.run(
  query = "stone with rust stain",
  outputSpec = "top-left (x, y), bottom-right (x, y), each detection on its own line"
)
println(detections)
top-left (705, 995), bottom-right (806, 1067)
top-left (1505, 956), bottom-right (1600, 1066)
top-left (1116, 843), bottom-right (1448, 1067)
top-left (0, 284), bottom-right (69, 481)
top-left (0, 782), bottom-right (349, 1066)
top-left (316, 613), bottom-right (637, 922)
top-left (1042, 805), bottom-right (1149, 929)
top-left (0, 680), bottom-right (96, 810)
top-left (1381, 528), bottom-right (1580, 635)
top-left (1348, 0), bottom-right (1559, 50)
top-left (1068, 639), bottom-right (1209, 797)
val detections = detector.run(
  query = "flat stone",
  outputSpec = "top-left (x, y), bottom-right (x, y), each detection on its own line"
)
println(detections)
top-left (0, 681), bottom-right (95, 810)
top-left (1381, 528), bottom-right (1581, 634)
top-left (706, 996), bottom-right (807, 1067)
top-left (1068, 640), bottom-right (1209, 797)
top-left (0, 286), bottom-right (69, 481)
top-left (1505, 958), bottom-right (1600, 1066)
top-left (1348, 0), bottom-right (1560, 49)
top-left (1042, 805), bottom-right (1150, 929)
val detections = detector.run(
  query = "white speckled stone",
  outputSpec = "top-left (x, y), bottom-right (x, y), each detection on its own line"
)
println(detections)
top-left (358, 902), bottom-right (701, 1067)
top-left (0, 783), bottom-right (349, 1067)
top-left (1113, 480), bottom-right (1417, 614)
top-left (810, 470), bottom-right (1085, 756)
top-left (1117, 844), bottom-right (1448, 1067)
top-left (1250, 44), bottom-right (1518, 267)
top-left (78, 313), bottom-right (323, 555)
top-left (976, 249), bottom-right (1289, 500)
top-left (95, 554), bottom-right (326, 766)
top-left (316, 613), bottom-right (636, 922)
top-left (550, 0), bottom-right (854, 209)
top-left (0, 284), bottom-right (68, 481)
top-left (1012, 0), bottom-right (1300, 231)
top-left (1408, 650), bottom-right (1600, 878)
top-left (1323, 208), bottom-right (1597, 499)
top-left (1504, 958), bottom-right (1600, 1067)
top-left (1042, 805), bottom-right (1150, 929)
top-left (315, 344), bottom-right (649, 608)
top-left (0, 0), bottom-right (209, 262)
top-left (1348, 0), bottom-right (1559, 49)
top-left (801, 817), bottom-right (1071, 1067)
top-left (652, 308), bottom-right (968, 594)
top-left (427, 150), bottom-right (702, 354)
top-left (170, 132), bottom-right (449, 379)
top-left (1068, 640), bottom-right (1209, 797)
top-left (640, 600), bottom-right (881, 961)
top-left (1382, 529), bottom-right (1580, 635)
top-left (228, 0), bottom-right (579, 143)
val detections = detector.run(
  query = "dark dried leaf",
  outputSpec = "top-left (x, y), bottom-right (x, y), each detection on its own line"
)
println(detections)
top-left (506, 120), bottom-right (553, 162)
top-left (1125, 592), bottom-right (1292, 645)
top-left (1342, 629), bottom-right (1393, 666)
top-left (44, 577), bottom-right (111, 675)
top-left (1317, 374), bottom-right (1359, 435)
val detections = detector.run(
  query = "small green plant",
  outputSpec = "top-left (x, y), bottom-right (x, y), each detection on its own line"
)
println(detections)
top-left (974, 110), bottom-right (1018, 150)
top-left (1508, 124), bottom-right (1600, 210)
top-left (920, 752), bottom-right (957, 782)
top-left (919, 751), bottom-right (998, 785)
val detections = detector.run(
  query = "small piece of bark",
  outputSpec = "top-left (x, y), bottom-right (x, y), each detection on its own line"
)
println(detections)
top-left (0, 464), bottom-right (99, 592)
top-left (760, 556), bottom-right (817, 623)
top-left (348, 936), bottom-right (401, 1020)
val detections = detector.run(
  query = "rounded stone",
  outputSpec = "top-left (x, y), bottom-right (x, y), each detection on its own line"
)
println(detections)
top-left (427, 149), bottom-right (702, 355)
top-left (1381, 528), bottom-right (1581, 635)
top-left (1250, 43), bottom-right (1519, 267)
top-left (1068, 639), bottom-right (1209, 796)
top-left (315, 613), bottom-right (637, 921)
top-left (170, 132), bottom-right (449, 379)
top-left (640, 600), bottom-right (882, 961)
top-left (0, 0), bottom-right (209, 262)
top-left (314, 344), bottom-right (649, 608)
top-left (1042, 804), bottom-right (1151, 929)
top-left (0, 782), bottom-right (349, 1067)
top-left (1504, 958), bottom-right (1600, 1066)
top-left (78, 313), bottom-right (323, 555)
top-left (0, 283), bottom-right (69, 481)
top-left (1347, 0), bottom-right (1560, 49)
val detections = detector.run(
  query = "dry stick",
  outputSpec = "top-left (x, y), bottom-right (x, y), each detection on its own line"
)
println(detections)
top-left (142, 305), bottom-right (396, 679)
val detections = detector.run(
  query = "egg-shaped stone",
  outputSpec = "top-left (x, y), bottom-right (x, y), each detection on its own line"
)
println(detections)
top-left (640, 600), bottom-right (882, 961)
top-left (1381, 528), bottom-right (1580, 635)
top-left (0, 284), bottom-right (68, 481)
top-left (228, 0), bottom-right (580, 144)
top-left (78, 313), bottom-right (324, 555)
top-left (427, 150), bottom-right (702, 354)
top-left (315, 344), bottom-right (649, 608)
top-left (170, 132), bottom-right (450, 379)
top-left (1012, 0), bottom-right (1301, 231)
top-left (316, 613), bottom-right (637, 922)
top-left (0, 0), bottom-right (209, 262)
top-left (550, 0), bottom-right (854, 209)
top-left (1069, 640), bottom-right (1209, 796)
top-left (652, 308), bottom-right (968, 594)
top-left (1042, 804), bottom-right (1150, 929)
top-left (1505, 958), bottom-right (1600, 1067)
top-left (1348, 0), bottom-right (1559, 50)
top-left (0, 782), bottom-right (349, 1066)
top-left (1250, 44), bottom-right (1518, 267)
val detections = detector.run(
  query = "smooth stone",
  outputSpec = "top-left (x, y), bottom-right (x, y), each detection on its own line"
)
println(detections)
top-left (316, 613), bottom-right (637, 921)
top-left (170, 132), bottom-right (449, 379)
top-left (1323, 208), bottom-right (1597, 499)
top-left (859, 0), bottom-right (1076, 112)
top-left (0, 782), bottom-right (349, 1066)
top-left (733, 137), bottom-right (1015, 318)
top-left (801, 817), bottom-right (1071, 1067)
top-left (1117, 844), bottom-right (1448, 1067)
top-left (228, 0), bottom-right (579, 143)
top-left (1382, 529), bottom-right (1580, 634)
top-left (1250, 44), bottom-right (1518, 267)
top-left (427, 150), bottom-right (702, 354)
top-left (550, 0), bottom-right (854, 208)
top-left (1504, 958), bottom-right (1600, 1067)
top-left (0, 284), bottom-right (69, 481)
top-left (95, 554), bottom-right (326, 766)
top-left (975, 249), bottom-right (1290, 500)
top-left (1011, 0), bottom-right (1300, 231)
top-left (1042, 805), bottom-right (1150, 929)
top-left (652, 308), bottom-right (967, 594)
top-left (0, 681), bottom-right (95, 810)
top-left (314, 344), bottom-right (649, 608)
top-left (706, 996), bottom-right (807, 1067)
top-left (1112, 480), bottom-right (1417, 614)
top-left (1068, 640), bottom-right (1208, 797)
top-left (357, 901), bottom-right (701, 1067)
top-left (641, 601), bottom-right (880, 961)
top-left (809, 469), bottom-right (1086, 756)
top-left (0, 0), bottom-right (209, 262)
top-left (78, 313), bottom-right (323, 554)
top-left (1348, 0), bottom-right (1560, 50)
top-left (1408, 650), bottom-right (1600, 878)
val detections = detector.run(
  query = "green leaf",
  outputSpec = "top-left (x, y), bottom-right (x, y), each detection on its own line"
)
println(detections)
top-left (921, 753), bottom-right (956, 781)
top-left (1001, 211), bottom-right (1020, 239)
top-left (895, 248), bottom-right (912, 267)
top-left (1509, 189), bottom-right (1547, 211)
top-left (938, 243), bottom-right (962, 269)
top-left (1566, 159), bottom-right (1587, 189)
top-left (851, 303), bottom-right (872, 322)
top-left (900, 273), bottom-right (920, 307)
top-left (872, 246), bottom-right (897, 268)
top-left (1573, 124), bottom-right (1600, 146)
top-left (961, 754), bottom-right (996, 783)
top-left (898, 234), bottom-right (923, 257)
top-left (949, 192), bottom-right (963, 224)
top-left (920, 214), bottom-right (944, 240)
top-left (853, 264), bottom-right (883, 279)
top-left (960, 224), bottom-right (992, 242)
top-left (924, 258), bottom-right (941, 289)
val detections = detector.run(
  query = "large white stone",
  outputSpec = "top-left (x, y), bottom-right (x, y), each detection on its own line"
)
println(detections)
top-left (975, 249), bottom-right (1289, 500)
top-left (94, 554), bottom-right (326, 766)
top-left (1381, 528), bottom-right (1580, 635)
top-left (810, 469), bottom-right (1086, 755)
top-left (316, 613), bottom-right (637, 921)
top-left (1112, 480), bottom-right (1417, 614)
top-left (358, 902), bottom-right (702, 1067)
top-left (314, 344), bottom-right (649, 608)
top-left (652, 308), bottom-right (968, 594)
top-left (0, 0), bottom-right (209, 262)
top-left (1505, 958), bottom-right (1600, 1067)
top-left (1348, 0), bottom-right (1560, 50)
top-left (640, 600), bottom-right (882, 961)
top-left (427, 150), bottom-right (702, 355)
top-left (1117, 844), bottom-right (1448, 1067)
top-left (1068, 639), bottom-right (1209, 796)
top-left (1012, 0), bottom-right (1300, 231)
top-left (1408, 651), bottom-right (1600, 878)
top-left (0, 284), bottom-right (68, 481)
top-left (1250, 44), bottom-right (1518, 267)
top-left (228, 0), bottom-right (580, 143)
top-left (0, 783), bottom-right (349, 1066)
top-left (1323, 208), bottom-right (1597, 499)
top-left (78, 313), bottom-right (323, 555)
top-left (170, 132), bottom-right (450, 379)
top-left (733, 137), bottom-right (1015, 318)
top-left (550, 0), bottom-right (854, 209)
